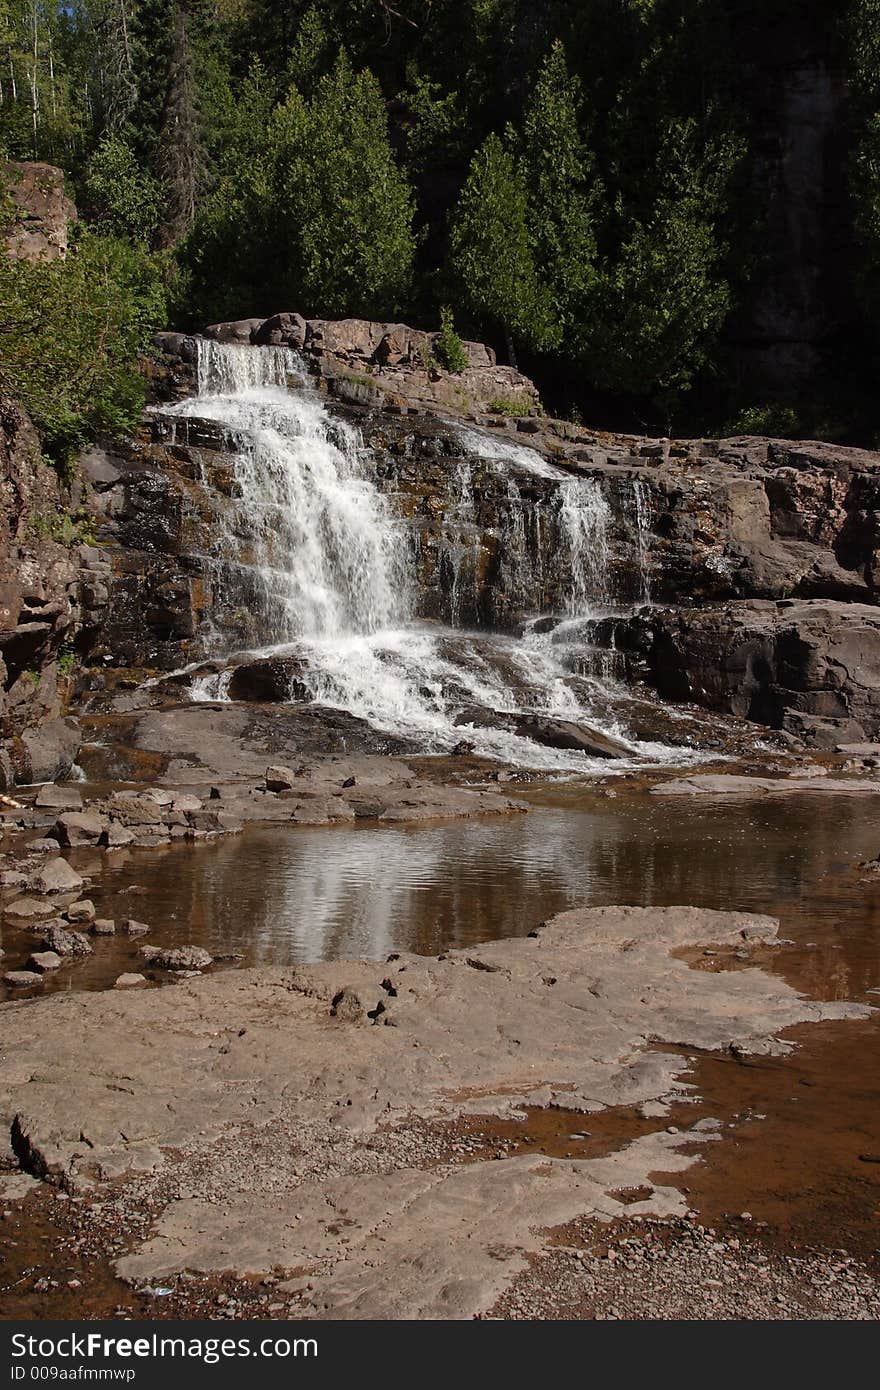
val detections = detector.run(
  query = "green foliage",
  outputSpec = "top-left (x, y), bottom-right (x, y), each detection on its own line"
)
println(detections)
top-left (30, 508), bottom-right (98, 547)
top-left (433, 306), bottom-right (469, 373)
top-left (181, 51), bottom-right (416, 322)
top-left (57, 648), bottom-right (76, 675)
top-left (487, 395), bottom-right (533, 417)
top-left (724, 404), bottom-right (802, 439)
top-left (84, 134), bottom-right (163, 243)
top-left (450, 131), bottom-right (555, 353)
top-left (0, 224), bottom-right (167, 461)
top-left (519, 41), bottom-right (600, 346)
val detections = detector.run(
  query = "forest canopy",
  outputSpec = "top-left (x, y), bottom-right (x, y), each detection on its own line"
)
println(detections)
top-left (0, 0), bottom-right (878, 439)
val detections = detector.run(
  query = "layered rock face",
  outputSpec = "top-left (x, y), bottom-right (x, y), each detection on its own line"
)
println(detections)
top-left (9, 313), bottom-right (880, 781)
top-left (602, 601), bottom-right (880, 748)
top-left (0, 398), bottom-right (109, 786)
top-left (1, 161), bottom-right (76, 263)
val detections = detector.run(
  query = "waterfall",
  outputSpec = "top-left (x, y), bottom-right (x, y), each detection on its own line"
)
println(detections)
top-left (632, 478), bottom-right (652, 604)
top-left (171, 341), bottom-right (410, 643)
top-left (158, 344), bottom-right (686, 772)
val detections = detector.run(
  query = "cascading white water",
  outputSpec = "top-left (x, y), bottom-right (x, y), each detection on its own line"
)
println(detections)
top-left (161, 343), bottom-right (686, 772)
top-left (173, 341), bottom-right (410, 642)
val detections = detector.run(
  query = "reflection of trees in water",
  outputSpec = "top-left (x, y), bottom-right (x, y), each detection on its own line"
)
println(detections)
top-left (99, 797), bottom-right (880, 978)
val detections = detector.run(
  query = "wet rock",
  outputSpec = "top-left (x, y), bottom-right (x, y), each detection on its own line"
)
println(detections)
top-left (139, 946), bottom-right (213, 971)
top-left (31, 857), bottom-right (84, 895)
top-left (0, 869), bottom-right (27, 890)
top-left (54, 811), bottom-right (106, 846)
top-left (114, 973), bottom-right (147, 989)
top-left (3, 970), bottom-right (41, 987)
top-left (90, 919), bottom-right (116, 936)
top-left (607, 601), bottom-right (880, 743)
top-left (34, 784), bottom-right (82, 811)
top-left (228, 657), bottom-right (310, 703)
top-left (265, 765), bottom-right (298, 792)
top-left (27, 951), bottom-right (62, 972)
top-left (40, 924), bottom-right (92, 956)
top-left (65, 899), bottom-right (95, 924)
top-left (121, 919), bottom-right (150, 938)
top-left (4, 896), bottom-right (56, 922)
top-left (512, 715), bottom-right (631, 760)
top-left (653, 774), bottom-right (880, 798)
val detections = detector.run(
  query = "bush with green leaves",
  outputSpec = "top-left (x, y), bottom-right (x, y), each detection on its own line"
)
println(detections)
top-left (433, 306), bottom-right (469, 373)
top-left (83, 135), bottom-right (164, 245)
top-left (0, 225), bottom-right (167, 462)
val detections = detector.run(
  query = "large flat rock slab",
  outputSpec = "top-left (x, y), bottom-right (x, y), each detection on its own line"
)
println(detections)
top-left (0, 906), bottom-right (868, 1317)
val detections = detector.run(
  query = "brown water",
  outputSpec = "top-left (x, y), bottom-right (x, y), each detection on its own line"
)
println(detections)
top-left (6, 786), bottom-right (877, 997)
top-left (3, 787), bottom-right (880, 1262)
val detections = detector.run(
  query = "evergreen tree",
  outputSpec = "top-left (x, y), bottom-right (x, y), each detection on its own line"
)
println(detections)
top-left (519, 40), bottom-right (600, 352)
top-left (181, 51), bottom-right (415, 322)
top-left (292, 52), bottom-right (416, 316)
top-left (450, 130), bottom-right (554, 362)
top-left (581, 119), bottom-right (737, 419)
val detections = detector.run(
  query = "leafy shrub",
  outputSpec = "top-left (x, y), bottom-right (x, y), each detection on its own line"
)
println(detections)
top-left (0, 225), bottom-right (167, 464)
top-left (433, 306), bottom-right (470, 374)
top-left (725, 404), bottom-right (802, 439)
top-left (487, 395), bottom-right (534, 417)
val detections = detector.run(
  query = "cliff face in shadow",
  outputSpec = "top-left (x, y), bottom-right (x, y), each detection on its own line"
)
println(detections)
top-left (727, 0), bottom-right (855, 397)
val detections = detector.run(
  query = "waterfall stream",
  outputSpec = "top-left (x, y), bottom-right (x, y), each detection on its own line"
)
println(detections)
top-left (160, 342), bottom-right (679, 772)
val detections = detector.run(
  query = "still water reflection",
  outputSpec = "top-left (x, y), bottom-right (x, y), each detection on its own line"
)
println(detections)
top-left (80, 792), bottom-right (880, 999)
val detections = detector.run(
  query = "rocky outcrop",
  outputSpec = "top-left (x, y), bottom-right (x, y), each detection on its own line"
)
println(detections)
top-left (0, 397), bottom-right (111, 785)
top-left (2, 162), bottom-right (76, 263)
top-left (158, 310), bottom-right (539, 418)
top-left (600, 600), bottom-right (880, 748)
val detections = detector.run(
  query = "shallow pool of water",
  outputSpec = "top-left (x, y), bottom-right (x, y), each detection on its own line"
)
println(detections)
top-left (24, 787), bottom-right (879, 1004)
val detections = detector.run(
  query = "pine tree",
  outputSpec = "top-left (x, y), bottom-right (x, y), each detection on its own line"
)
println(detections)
top-left (292, 52), bottom-right (416, 316)
top-left (450, 130), bottom-right (555, 362)
top-left (520, 40), bottom-right (600, 348)
top-left (181, 51), bottom-right (416, 322)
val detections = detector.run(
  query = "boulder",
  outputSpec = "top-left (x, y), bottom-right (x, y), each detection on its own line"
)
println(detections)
top-left (227, 657), bottom-right (310, 703)
top-left (18, 718), bottom-right (81, 784)
top-left (140, 946), bottom-right (213, 971)
top-left (65, 899), bottom-right (95, 924)
top-left (40, 924), bottom-right (92, 956)
top-left (252, 312), bottom-right (308, 349)
top-left (3, 970), bottom-right (42, 988)
top-left (114, 973), bottom-right (148, 989)
top-left (152, 331), bottom-right (197, 363)
top-left (90, 919), bottom-right (116, 936)
top-left (34, 784), bottom-right (82, 811)
top-left (4, 897), bottom-right (56, 922)
top-left (120, 919), bottom-right (150, 938)
top-left (202, 319), bottom-right (264, 344)
top-left (27, 951), bottom-right (62, 972)
top-left (54, 811), bottom-right (106, 846)
top-left (31, 857), bottom-right (84, 895)
top-left (512, 715), bottom-right (631, 760)
top-left (103, 826), bottom-right (135, 848)
top-left (265, 765), bottom-right (298, 792)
